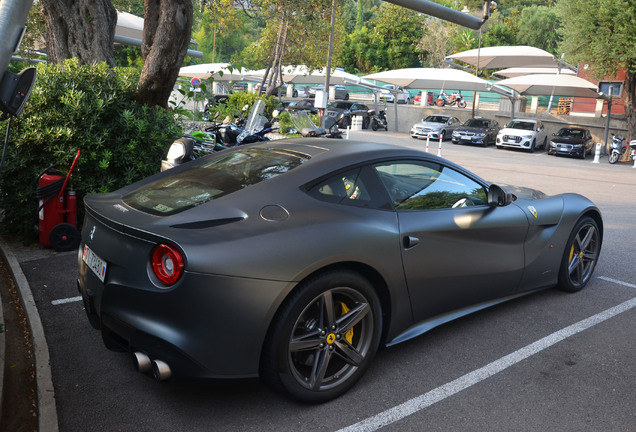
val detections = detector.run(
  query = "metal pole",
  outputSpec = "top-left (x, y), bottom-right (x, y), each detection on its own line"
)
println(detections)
top-left (0, 0), bottom-right (34, 77)
top-left (322, 0), bottom-right (336, 128)
top-left (603, 87), bottom-right (613, 156)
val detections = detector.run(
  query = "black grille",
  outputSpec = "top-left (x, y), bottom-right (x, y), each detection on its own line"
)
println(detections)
top-left (503, 135), bottom-right (522, 143)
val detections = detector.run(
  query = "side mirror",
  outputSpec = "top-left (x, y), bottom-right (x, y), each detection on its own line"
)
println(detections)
top-left (272, 109), bottom-right (280, 118)
top-left (0, 67), bottom-right (36, 119)
top-left (487, 184), bottom-right (513, 207)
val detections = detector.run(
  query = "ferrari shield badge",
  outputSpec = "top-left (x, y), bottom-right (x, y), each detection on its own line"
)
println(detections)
top-left (528, 206), bottom-right (538, 219)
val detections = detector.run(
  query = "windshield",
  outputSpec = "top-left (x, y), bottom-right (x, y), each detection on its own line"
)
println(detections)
top-left (464, 119), bottom-right (489, 128)
top-left (123, 148), bottom-right (309, 216)
top-left (556, 128), bottom-right (584, 138)
top-left (423, 116), bottom-right (449, 124)
top-left (328, 102), bottom-right (353, 109)
top-left (508, 121), bottom-right (535, 130)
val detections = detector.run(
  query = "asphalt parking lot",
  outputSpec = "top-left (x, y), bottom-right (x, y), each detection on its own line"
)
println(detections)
top-left (10, 130), bottom-right (636, 431)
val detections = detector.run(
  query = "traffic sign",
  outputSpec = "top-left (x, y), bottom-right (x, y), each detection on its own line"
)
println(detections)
top-left (190, 77), bottom-right (200, 88)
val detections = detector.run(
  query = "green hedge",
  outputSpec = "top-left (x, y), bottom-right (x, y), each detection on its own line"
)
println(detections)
top-left (0, 59), bottom-right (182, 241)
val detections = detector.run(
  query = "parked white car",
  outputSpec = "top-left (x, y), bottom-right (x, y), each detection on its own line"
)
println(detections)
top-left (496, 118), bottom-right (548, 152)
top-left (380, 84), bottom-right (411, 104)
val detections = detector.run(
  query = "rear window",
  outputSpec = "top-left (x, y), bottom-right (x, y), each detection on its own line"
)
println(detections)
top-left (123, 148), bottom-right (309, 216)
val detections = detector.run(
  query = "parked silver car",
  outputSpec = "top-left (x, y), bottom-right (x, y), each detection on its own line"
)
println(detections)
top-left (410, 115), bottom-right (462, 141)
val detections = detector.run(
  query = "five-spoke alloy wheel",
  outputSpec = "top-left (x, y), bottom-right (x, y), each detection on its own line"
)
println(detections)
top-left (557, 216), bottom-right (601, 292)
top-left (262, 270), bottom-right (382, 403)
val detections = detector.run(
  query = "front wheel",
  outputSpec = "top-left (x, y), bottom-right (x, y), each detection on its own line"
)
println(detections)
top-left (458, 100), bottom-right (467, 108)
top-left (609, 150), bottom-right (620, 164)
top-left (371, 120), bottom-right (378, 131)
top-left (557, 217), bottom-right (601, 292)
top-left (362, 116), bottom-right (370, 130)
top-left (261, 270), bottom-right (382, 403)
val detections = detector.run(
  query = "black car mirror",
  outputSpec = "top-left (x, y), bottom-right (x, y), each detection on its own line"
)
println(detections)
top-left (0, 67), bottom-right (36, 119)
top-left (487, 184), bottom-right (513, 207)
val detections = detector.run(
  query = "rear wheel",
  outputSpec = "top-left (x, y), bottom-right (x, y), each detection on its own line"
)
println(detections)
top-left (557, 217), bottom-right (601, 292)
top-left (261, 270), bottom-right (382, 403)
top-left (371, 120), bottom-right (378, 131)
top-left (362, 116), bottom-right (370, 130)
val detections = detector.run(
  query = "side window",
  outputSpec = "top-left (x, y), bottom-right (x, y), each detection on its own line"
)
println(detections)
top-left (307, 168), bottom-right (372, 205)
top-left (374, 161), bottom-right (487, 210)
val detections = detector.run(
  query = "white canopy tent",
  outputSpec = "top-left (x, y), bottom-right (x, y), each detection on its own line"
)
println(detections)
top-left (362, 68), bottom-right (513, 129)
top-left (115, 11), bottom-right (203, 58)
top-left (178, 63), bottom-right (251, 81)
top-left (362, 67), bottom-right (493, 91)
top-left (495, 74), bottom-right (600, 99)
top-left (493, 67), bottom-right (576, 78)
top-left (446, 46), bottom-right (556, 70)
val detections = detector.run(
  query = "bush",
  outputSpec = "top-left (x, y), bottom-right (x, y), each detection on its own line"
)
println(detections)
top-left (0, 59), bottom-right (182, 241)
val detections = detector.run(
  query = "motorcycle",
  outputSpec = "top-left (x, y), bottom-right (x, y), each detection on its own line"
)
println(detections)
top-left (436, 90), bottom-right (467, 108)
top-left (287, 110), bottom-right (342, 139)
top-left (368, 109), bottom-right (388, 131)
top-left (161, 101), bottom-right (275, 171)
top-left (608, 133), bottom-right (627, 164)
top-left (629, 139), bottom-right (636, 164)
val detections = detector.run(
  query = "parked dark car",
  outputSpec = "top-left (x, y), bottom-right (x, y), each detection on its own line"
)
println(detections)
top-left (78, 139), bottom-right (602, 403)
top-left (326, 101), bottom-right (370, 129)
top-left (452, 118), bottom-right (500, 147)
top-left (287, 98), bottom-right (318, 114)
top-left (548, 127), bottom-right (594, 159)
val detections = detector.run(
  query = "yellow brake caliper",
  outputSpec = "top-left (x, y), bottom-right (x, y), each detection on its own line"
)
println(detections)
top-left (339, 302), bottom-right (354, 344)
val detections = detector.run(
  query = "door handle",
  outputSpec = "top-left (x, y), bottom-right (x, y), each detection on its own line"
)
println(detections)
top-left (403, 236), bottom-right (420, 249)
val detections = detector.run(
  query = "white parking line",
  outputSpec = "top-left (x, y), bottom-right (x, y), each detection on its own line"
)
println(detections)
top-left (51, 296), bottom-right (82, 305)
top-left (337, 277), bottom-right (636, 432)
top-left (598, 276), bottom-right (636, 289)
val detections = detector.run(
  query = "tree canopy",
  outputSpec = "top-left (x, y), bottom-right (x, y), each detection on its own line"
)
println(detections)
top-left (557, 0), bottom-right (636, 139)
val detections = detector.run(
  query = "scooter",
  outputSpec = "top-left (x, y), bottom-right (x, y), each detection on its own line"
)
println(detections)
top-left (368, 109), bottom-right (388, 131)
top-left (436, 91), bottom-right (467, 108)
top-left (608, 133), bottom-right (627, 164)
top-left (629, 139), bottom-right (636, 165)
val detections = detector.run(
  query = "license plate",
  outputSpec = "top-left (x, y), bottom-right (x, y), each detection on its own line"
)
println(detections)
top-left (82, 245), bottom-right (107, 282)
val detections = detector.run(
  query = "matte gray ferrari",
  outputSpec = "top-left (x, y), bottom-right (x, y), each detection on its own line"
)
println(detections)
top-left (78, 139), bottom-right (603, 402)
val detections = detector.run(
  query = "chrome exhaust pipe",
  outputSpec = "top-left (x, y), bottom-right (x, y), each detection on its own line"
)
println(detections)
top-left (152, 359), bottom-right (172, 381)
top-left (133, 352), bottom-right (152, 373)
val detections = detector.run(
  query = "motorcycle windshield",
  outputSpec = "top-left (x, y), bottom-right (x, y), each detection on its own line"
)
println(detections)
top-left (245, 100), bottom-right (267, 133)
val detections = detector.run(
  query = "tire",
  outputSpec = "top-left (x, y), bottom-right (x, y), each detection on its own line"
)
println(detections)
top-left (261, 270), bottom-right (382, 403)
top-left (556, 217), bottom-right (601, 292)
top-left (458, 100), bottom-right (467, 108)
top-left (529, 139), bottom-right (536, 153)
top-left (293, 90), bottom-right (298, 98)
top-left (371, 120), bottom-right (378, 131)
top-left (340, 116), bottom-right (351, 128)
top-left (49, 223), bottom-right (81, 252)
top-left (344, 93), bottom-right (349, 100)
top-left (436, 99), bottom-right (444, 107)
top-left (609, 150), bottom-right (620, 164)
top-left (362, 116), bottom-right (370, 130)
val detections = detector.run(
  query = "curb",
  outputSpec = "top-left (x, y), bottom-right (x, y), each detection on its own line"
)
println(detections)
top-left (0, 237), bottom-right (59, 432)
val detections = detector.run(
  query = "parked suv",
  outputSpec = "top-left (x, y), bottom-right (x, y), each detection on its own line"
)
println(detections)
top-left (380, 84), bottom-right (411, 104)
top-left (496, 118), bottom-right (548, 152)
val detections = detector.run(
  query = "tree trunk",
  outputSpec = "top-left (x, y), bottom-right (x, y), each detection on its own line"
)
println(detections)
top-left (623, 70), bottom-right (636, 142)
top-left (40, 0), bottom-right (117, 65)
top-left (136, 0), bottom-right (193, 108)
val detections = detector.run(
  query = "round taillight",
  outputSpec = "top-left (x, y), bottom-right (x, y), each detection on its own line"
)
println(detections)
top-left (151, 244), bottom-right (184, 285)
